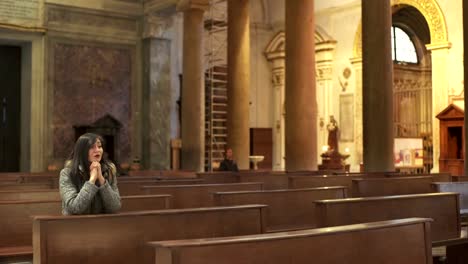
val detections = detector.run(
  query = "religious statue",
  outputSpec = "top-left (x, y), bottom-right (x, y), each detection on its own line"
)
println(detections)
top-left (319, 115), bottom-right (350, 172)
top-left (327, 115), bottom-right (339, 153)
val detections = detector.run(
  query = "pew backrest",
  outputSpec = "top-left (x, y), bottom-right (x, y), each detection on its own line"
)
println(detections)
top-left (142, 182), bottom-right (264, 208)
top-left (196, 172), bottom-right (239, 184)
top-left (237, 173), bottom-right (288, 190)
top-left (0, 182), bottom-right (56, 190)
top-left (433, 182), bottom-right (468, 215)
top-left (386, 173), bottom-right (452, 182)
top-left (352, 176), bottom-right (434, 197)
top-left (315, 192), bottom-right (460, 241)
top-left (33, 205), bottom-right (267, 264)
top-left (213, 186), bottom-right (347, 232)
top-left (119, 179), bottom-right (204, 195)
top-left (288, 175), bottom-right (366, 196)
top-left (0, 195), bottom-right (172, 248)
top-left (149, 218), bottom-right (433, 264)
top-left (0, 190), bottom-right (60, 201)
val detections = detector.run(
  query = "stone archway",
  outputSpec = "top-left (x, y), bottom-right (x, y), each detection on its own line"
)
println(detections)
top-left (351, 0), bottom-right (450, 172)
top-left (265, 28), bottom-right (336, 170)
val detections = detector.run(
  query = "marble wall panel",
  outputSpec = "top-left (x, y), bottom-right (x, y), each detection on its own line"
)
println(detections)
top-left (52, 42), bottom-right (132, 163)
top-left (143, 38), bottom-right (171, 169)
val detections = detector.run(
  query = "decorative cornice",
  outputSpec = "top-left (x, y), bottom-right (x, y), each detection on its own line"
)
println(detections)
top-left (143, 14), bottom-right (173, 39)
top-left (144, 0), bottom-right (177, 14)
top-left (176, 0), bottom-right (209, 12)
top-left (426, 42), bottom-right (452, 51)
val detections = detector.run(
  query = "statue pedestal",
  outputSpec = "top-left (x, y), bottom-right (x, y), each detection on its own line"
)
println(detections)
top-left (318, 150), bottom-right (350, 172)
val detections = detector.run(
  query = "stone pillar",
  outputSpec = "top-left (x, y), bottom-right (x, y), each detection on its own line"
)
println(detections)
top-left (271, 60), bottom-right (285, 170)
top-left (142, 37), bottom-right (171, 170)
top-left (315, 41), bottom-right (336, 163)
top-left (227, 0), bottom-right (250, 169)
top-left (464, 0), bottom-right (468, 175)
top-left (285, 0), bottom-right (317, 171)
top-left (350, 57), bottom-right (363, 171)
top-left (362, 0), bottom-right (394, 172)
top-left (178, 0), bottom-right (208, 172)
top-left (426, 43), bottom-right (451, 173)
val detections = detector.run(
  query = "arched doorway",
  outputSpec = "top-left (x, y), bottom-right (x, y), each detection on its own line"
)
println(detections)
top-left (392, 6), bottom-right (433, 173)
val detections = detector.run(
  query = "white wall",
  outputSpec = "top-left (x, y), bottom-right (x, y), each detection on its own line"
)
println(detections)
top-left (437, 0), bottom-right (463, 98)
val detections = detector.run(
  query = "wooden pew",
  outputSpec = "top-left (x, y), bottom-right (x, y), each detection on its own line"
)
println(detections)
top-left (196, 172), bottom-right (239, 184)
top-left (288, 175), bottom-right (368, 196)
top-left (213, 186), bottom-right (346, 232)
top-left (142, 182), bottom-right (263, 208)
top-left (452, 175), bottom-right (468, 182)
top-left (237, 173), bottom-right (289, 190)
top-left (33, 205), bottom-right (267, 264)
top-left (0, 195), bottom-right (171, 262)
top-left (315, 192), bottom-right (460, 241)
top-left (0, 172), bottom-right (57, 183)
top-left (432, 182), bottom-right (468, 216)
top-left (149, 218), bottom-right (433, 264)
top-left (386, 173), bottom-right (452, 182)
top-left (352, 176), bottom-right (434, 197)
top-left (119, 179), bottom-right (205, 195)
top-left (128, 170), bottom-right (196, 178)
top-left (0, 190), bottom-right (60, 200)
top-left (0, 182), bottom-right (56, 190)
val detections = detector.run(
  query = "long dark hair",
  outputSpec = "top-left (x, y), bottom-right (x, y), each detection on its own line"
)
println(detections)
top-left (67, 133), bottom-right (115, 189)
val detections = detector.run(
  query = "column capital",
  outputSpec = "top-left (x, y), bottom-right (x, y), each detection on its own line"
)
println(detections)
top-left (350, 57), bottom-right (363, 65)
top-left (177, 0), bottom-right (209, 12)
top-left (143, 14), bottom-right (174, 39)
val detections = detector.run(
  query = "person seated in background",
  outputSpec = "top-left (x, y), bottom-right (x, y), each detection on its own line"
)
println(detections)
top-left (218, 147), bottom-right (239, 172)
top-left (59, 133), bottom-right (121, 215)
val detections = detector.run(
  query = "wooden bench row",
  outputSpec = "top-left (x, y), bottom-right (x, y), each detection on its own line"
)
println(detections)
top-left (31, 191), bottom-right (462, 264)
top-left (0, 195), bottom-right (171, 262)
top-left (150, 218), bottom-right (433, 264)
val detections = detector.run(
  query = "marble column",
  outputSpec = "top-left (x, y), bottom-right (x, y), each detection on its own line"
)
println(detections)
top-left (285, 0), bottom-right (317, 171)
top-left (315, 41), bottom-right (336, 163)
top-left (463, 0), bottom-right (468, 175)
top-left (350, 57), bottom-right (363, 170)
top-left (178, 0), bottom-right (208, 172)
top-left (142, 37), bottom-right (171, 170)
top-left (265, 44), bottom-right (285, 171)
top-left (362, 0), bottom-right (394, 172)
top-left (272, 61), bottom-right (285, 170)
top-left (227, 0), bottom-right (250, 169)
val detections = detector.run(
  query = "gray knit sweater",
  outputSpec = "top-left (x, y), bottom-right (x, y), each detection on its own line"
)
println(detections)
top-left (59, 165), bottom-right (121, 215)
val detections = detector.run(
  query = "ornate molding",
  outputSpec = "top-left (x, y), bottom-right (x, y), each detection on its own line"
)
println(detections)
top-left (143, 14), bottom-right (174, 39)
top-left (272, 69), bottom-right (285, 86)
top-left (265, 30), bottom-right (336, 61)
top-left (353, 0), bottom-right (449, 58)
top-left (316, 67), bottom-right (333, 81)
top-left (46, 4), bottom-right (139, 34)
top-left (176, 0), bottom-right (209, 12)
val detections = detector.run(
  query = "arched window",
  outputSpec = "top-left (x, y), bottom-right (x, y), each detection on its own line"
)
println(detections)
top-left (391, 26), bottom-right (418, 64)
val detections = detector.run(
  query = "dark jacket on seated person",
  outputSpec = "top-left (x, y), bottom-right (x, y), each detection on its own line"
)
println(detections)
top-left (219, 159), bottom-right (239, 172)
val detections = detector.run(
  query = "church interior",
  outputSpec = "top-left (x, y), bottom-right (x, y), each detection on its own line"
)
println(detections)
top-left (1, 0), bottom-right (468, 263)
